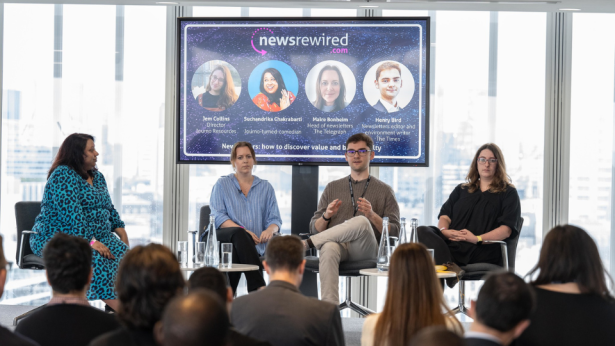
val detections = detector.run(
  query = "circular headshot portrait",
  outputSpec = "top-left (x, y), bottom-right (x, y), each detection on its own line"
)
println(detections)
top-left (248, 60), bottom-right (299, 112)
top-left (191, 61), bottom-right (241, 112)
top-left (305, 61), bottom-right (356, 113)
top-left (362, 60), bottom-right (415, 114)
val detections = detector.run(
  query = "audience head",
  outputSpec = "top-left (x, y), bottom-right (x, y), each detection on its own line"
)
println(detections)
top-left (529, 224), bottom-right (614, 301)
top-left (409, 326), bottom-right (465, 346)
top-left (0, 235), bottom-right (7, 297)
top-left (116, 244), bottom-right (185, 331)
top-left (263, 235), bottom-right (305, 284)
top-left (43, 233), bottom-right (92, 294)
top-left (188, 266), bottom-right (232, 305)
top-left (465, 143), bottom-right (512, 193)
top-left (472, 272), bottom-right (534, 336)
top-left (49, 133), bottom-right (97, 180)
top-left (155, 289), bottom-right (229, 346)
top-left (374, 243), bottom-right (459, 346)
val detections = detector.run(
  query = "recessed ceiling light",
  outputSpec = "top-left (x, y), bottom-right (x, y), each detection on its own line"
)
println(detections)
top-left (156, 2), bottom-right (179, 4)
top-left (360, 5), bottom-right (379, 8)
top-left (559, 8), bottom-right (581, 11)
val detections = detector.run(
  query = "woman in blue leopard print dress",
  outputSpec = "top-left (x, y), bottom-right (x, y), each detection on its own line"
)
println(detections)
top-left (30, 133), bottom-right (129, 311)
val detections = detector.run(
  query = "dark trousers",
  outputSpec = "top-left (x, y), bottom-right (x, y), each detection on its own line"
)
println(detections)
top-left (216, 227), bottom-right (266, 294)
top-left (417, 226), bottom-right (502, 266)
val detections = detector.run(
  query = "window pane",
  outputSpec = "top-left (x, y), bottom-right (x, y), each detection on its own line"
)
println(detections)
top-left (383, 10), bottom-right (429, 17)
top-left (1, 4), bottom-right (166, 305)
top-left (310, 8), bottom-right (356, 17)
top-left (569, 13), bottom-right (615, 271)
top-left (249, 7), bottom-right (303, 17)
top-left (192, 6), bottom-right (242, 17)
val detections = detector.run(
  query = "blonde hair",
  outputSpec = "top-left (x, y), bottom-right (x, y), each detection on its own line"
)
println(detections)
top-left (463, 143), bottom-right (513, 193)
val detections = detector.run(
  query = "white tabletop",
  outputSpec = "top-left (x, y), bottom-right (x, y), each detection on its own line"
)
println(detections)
top-left (181, 263), bottom-right (260, 272)
top-left (359, 268), bottom-right (457, 279)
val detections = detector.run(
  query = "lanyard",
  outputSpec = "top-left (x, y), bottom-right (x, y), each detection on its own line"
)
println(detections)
top-left (349, 175), bottom-right (371, 217)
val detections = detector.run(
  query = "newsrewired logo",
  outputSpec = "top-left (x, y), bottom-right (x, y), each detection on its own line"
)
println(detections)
top-left (251, 27), bottom-right (349, 56)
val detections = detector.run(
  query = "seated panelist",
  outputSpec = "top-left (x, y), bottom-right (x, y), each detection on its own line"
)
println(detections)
top-left (209, 141), bottom-right (282, 294)
top-left (418, 143), bottom-right (521, 267)
top-left (30, 133), bottom-right (129, 311)
top-left (306, 133), bottom-right (400, 304)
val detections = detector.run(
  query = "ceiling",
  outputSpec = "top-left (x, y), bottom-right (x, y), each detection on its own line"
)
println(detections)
top-left (3, 0), bottom-right (615, 14)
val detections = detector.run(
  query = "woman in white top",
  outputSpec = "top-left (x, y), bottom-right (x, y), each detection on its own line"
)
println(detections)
top-left (361, 243), bottom-right (462, 346)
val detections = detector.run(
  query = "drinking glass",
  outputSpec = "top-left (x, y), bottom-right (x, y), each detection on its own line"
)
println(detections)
top-left (177, 241), bottom-right (188, 266)
top-left (221, 243), bottom-right (233, 269)
top-left (195, 242), bottom-right (206, 265)
top-left (427, 249), bottom-right (435, 262)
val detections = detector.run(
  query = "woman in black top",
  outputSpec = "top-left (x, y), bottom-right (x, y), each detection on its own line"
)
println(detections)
top-left (197, 64), bottom-right (239, 111)
top-left (419, 143), bottom-right (522, 266)
top-left (513, 225), bottom-right (615, 346)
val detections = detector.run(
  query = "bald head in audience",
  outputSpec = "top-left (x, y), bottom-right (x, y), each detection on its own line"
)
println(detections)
top-left (155, 289), bottom-right (229, 346)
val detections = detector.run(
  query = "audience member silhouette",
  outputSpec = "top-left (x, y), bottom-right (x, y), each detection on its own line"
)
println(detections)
top-left (89, 244), bottom-right (184, 346)
top-left (16, 234), bottom-right (120, 346)
top-left (155, 289), bottom-right (229, 346)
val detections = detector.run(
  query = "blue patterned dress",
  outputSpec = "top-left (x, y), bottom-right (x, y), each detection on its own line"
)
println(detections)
top-left (30, 165), bottom-right (128, 300)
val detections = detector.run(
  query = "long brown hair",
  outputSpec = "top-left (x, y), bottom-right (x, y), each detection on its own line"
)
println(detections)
top-left (528, 225), bottom-right (614, 301)
top-left (206, 65), bottom-right (238, 109)
top-left (313, 65), bottom-right (346, 112)
top-left (48, 133), bottom-right (96, 180)
top-left (373, 243), bottom-right (460, 346)
top-left (462, 143), bottom-right (512, 193)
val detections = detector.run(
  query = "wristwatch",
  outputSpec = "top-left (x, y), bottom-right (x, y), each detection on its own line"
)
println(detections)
top-left (476, 235), bottom-right (483, 245)
top-left (322, 214), bottom-right (331, 222)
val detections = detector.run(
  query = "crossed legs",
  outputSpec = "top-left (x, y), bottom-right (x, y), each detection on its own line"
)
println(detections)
top-left (309, 216), bottom-right (378, 304)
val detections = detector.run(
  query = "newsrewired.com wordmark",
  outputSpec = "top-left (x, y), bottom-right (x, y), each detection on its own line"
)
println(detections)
top-left (251, 28), bottom-right (349, 56)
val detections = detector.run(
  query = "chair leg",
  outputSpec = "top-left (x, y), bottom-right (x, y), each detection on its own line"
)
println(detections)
top-left (453, 280), bottom-right (470, 317)
top-left (338, 276), bottom-right (375, 317)
top-left (13, 304), bottom-right (47, 326)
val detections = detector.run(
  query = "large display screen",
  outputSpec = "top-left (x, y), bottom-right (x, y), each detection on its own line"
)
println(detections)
top-left (177, 17), bottom-right (429, 166)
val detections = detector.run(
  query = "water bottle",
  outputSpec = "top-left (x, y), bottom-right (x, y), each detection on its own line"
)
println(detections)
top-left (205, 215), bottom-right (219, 267)
top-left (188, 230), bottom-right (198, 263)
top-left (398, 217), bottom-right (408, 244)
top-left (377, 217), bottom-right (391, 272)
top-left (410, 218), bottom-right (419, 243)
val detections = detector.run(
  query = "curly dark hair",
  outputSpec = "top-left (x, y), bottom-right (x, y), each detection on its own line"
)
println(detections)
top-left (116, 244), bottom-right (185, 330)
top-left (48, 133), bottom-right (97, 180)
top-left (43, 233), bottom-right (92, 294)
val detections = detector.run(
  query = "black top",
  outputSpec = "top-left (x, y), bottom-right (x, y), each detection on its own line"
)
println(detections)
top-left (438, 184), bottom-right (521, 265)
top-left (198, 91), bottom-right (220, 109)
top-left (15, 304), bottom-right (120, 346)
top-left (0, 326), bottom-right (39, 346)
top-left (466, 338), bottom-right (502, 346)
top-left (232, 280), bottom-right (345, 346)
top-left (89, 328), bottom-right (157, 346)
top-left (514, 287), bottom-right (615, 346)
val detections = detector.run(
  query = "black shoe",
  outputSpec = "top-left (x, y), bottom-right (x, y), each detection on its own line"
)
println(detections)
top-left (104, 304), bottom-right (116, 314)
top-left (444, 262), bottom-right (465, 289)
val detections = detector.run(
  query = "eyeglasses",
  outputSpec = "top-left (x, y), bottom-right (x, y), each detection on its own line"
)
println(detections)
top-left (346, 149), bottom-right (372, 156)
top-left (210, 75), bottom-right (224, 83)
top-left (478, 157), bottom-right (498, 164)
